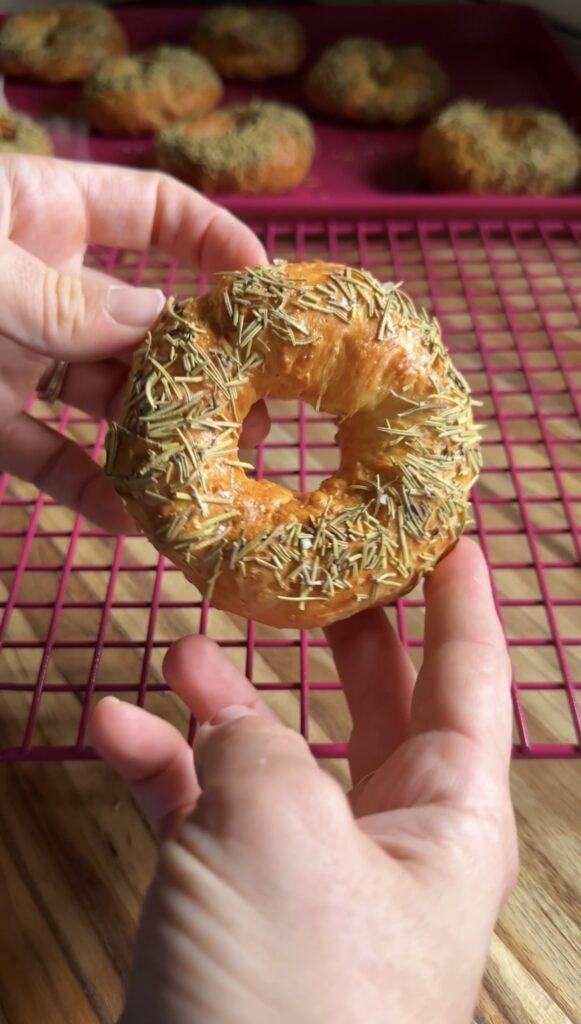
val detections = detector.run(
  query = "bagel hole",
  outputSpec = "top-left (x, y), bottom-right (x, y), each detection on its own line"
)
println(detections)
top-left (243, 402), bottom-right (340, 493)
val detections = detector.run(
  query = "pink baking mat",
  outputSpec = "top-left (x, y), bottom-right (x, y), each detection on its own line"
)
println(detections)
top-left (2, 4), bottom-right (581, 215)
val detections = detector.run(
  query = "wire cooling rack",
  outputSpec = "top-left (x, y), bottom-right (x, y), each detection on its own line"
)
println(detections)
top-left (0, 213), bottom-right (580, 764)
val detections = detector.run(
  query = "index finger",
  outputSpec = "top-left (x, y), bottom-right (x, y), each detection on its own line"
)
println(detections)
top-left (27, 158), bottom-right (266, 272)
top-left (411, 538), bottom-right (513, 779)
top-left (74, 161), bottom-right (267, 271)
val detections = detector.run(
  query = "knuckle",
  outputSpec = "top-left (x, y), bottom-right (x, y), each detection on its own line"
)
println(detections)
top-left (200, 741), bottom-right (348, 841)
top-left (198, 208), bottom-right (222, 253)
top-left (201, 714), bottom-right (295, 760)
top-left (198, 205), bottom-right (236, 264)
top-left (42, 267), bottom-right (85, 348)
top-left (150, 171), bottom-right (187, 248)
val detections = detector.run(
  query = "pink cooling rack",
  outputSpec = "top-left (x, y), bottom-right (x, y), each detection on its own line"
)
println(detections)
top-left (0, 209), bottom-right (580, 762)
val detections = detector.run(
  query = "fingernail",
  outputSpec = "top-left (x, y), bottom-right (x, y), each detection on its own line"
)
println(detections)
top-left (208, 704), bottom-right (258, 727)
top-left (106, 286), bottom-right (165, 327)
top-left (100, 696), bottom-right (137, 718)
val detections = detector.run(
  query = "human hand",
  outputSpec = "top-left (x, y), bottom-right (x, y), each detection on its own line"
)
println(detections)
top-left (91, 538), bottom-right (518, 1024)
top-left (0, 155), bottom-right (266, 532)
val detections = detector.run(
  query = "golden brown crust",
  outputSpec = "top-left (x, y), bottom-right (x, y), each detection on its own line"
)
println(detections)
top-left (419, 101), bottom-right (581, 194)
top-left (82, 46), bottom-right (223, 136)
top-left (155, 100), bottom-right (314, 194)
top-left (304, 37), bottom-right (448, 124)
top-left (191, 5), bottom-right (306, 80)
top-left (0, 3), bottom-right (127, 84)
top-left (0, 109), bottom-right (53, 155)
top-left (106, 261), bottom-right (481, 629)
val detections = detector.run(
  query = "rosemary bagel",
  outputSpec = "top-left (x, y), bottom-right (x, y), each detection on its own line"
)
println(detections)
top-left (191, 5), bottom-right (306, 80)
top-left (155, 100), bottom-right (314, 195)
top-left (106, 261), bottom-right (481, 629)
top-left (0, 3), bottom-right (127, 84)
top-left (82, 46), bottom-right (222, 135)
top-left (419, 101), bottom-right (581, 194)
top-left (304, 37), bottom-right (448, 124)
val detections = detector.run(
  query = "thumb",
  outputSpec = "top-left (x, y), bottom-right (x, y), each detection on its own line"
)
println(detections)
top-left (0, 239), bottom-right (165, 361)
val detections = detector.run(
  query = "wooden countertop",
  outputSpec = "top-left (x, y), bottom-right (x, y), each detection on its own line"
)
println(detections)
top-left (0, 755), bottom-right (579, 1023)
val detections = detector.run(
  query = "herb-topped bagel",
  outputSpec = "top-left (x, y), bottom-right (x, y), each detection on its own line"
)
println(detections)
top-left (0, 3), bottom-right (127, 84)
top-left (82, 46), bottom-right (222, 135)
top-left (155, 100), bottom-right (314, 195)
top-left (419, 101), bottom-right (581, 194)
top-left (191, 5), bottom-right (306, 81)
top-left (304, 37), bottom-right (448, 124)
top-left (106, 261), bottom-right (481, 628)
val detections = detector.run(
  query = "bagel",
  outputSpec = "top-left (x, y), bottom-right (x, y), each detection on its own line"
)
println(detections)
top-left (191, 5), bottom-right (306, 80)
top-left (304, 37), bottom-right (448, 124)
top-left (419, 101), bottom-right (581, 194)
top-left (155, 100), bottom-right (314, 194)
top-left (106, 261), bottom-right (481, 629)
top-left (0, 109), bottom-right (53, 155)
top-left (82, 46), bottom-right (223, 136)
top-left (0, 4), bottom-right (127, 84)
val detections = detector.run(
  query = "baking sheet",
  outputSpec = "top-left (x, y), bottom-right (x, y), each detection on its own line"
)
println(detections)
top-left (1, 3), bottom-right (580, 214)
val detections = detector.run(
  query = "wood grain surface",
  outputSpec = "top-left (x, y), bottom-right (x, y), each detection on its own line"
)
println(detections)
top-left (0, 747), bottom-right (579, 1022)
top-left (1, 230), bottom-right (580, 1021)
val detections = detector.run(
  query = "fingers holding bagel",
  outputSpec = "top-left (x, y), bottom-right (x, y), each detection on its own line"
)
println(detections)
top-left (0, 411), bottom-right (133, 533)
